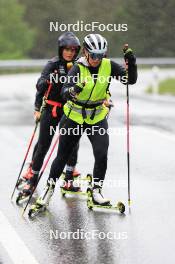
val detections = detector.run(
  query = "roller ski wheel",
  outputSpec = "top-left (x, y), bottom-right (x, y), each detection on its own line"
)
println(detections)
top-left (87, 187), bottom-right (92, 197)
top-left (28, 203), bottom-right (46, 218)
top-left (87, 188), bottom-right (93, 210)
top-left (86, 174), bottom-right (92, 185)
top-left (116, 201), bottom-right (125, 214)
top-left (16, 192), bottom-right (30, 205)
top-left (87, 199), bottom-right (93, 210)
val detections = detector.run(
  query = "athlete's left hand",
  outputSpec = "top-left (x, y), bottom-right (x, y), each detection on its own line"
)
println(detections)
top-left (123, 45), bottom-right (136, 64)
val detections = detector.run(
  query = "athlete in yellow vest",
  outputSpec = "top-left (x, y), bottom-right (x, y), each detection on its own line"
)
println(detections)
top-left (32, 34), bottom-right (137, 209)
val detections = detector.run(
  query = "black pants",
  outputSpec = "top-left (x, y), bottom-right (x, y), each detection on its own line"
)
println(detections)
top-left (32, 108), bottom-right (79, 173)
top-left (49, 115), bottom-right (109, 185)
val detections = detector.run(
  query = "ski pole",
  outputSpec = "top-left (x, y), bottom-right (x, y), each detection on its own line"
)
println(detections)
top-left (126, 72), bottom-right (131, 207)
top-left (123, 44), bottom-right (131, 206)
top-left (11, 120), bottom-right (39, 200)
top-left (22, 133), bottom-right (60, 216)
top-left (11, 90), bottom-right (48, 201)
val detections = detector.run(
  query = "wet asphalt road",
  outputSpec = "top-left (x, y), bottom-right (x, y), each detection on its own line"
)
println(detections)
top-left (0, 72), bottom-right (175, 264)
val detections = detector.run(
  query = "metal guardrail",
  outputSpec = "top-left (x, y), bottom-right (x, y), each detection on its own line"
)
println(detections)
top-left (0, 59), bottom-right (48, 69)
top-left (136, 58), bottom-right (175, 65)
top-left (112, 58), bottom-right (175, 65)
top-left (0, 58), bottom-right (175, 69)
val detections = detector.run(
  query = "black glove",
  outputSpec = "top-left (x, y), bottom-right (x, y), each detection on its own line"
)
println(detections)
top-left (69, 85), bottom-right (83, 98)
top-left (123, 46), bottom-right (136, 65)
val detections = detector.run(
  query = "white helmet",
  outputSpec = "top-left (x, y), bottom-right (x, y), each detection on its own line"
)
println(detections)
top-left (83, 34), bottom-right (107, 59)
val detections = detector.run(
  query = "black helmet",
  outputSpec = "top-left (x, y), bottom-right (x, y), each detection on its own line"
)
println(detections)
top-left (58, 32), bottom-right (80, 59)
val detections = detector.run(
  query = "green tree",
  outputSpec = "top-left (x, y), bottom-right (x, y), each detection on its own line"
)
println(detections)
top-left (17, 0), bottom-right (175, 58)
top-left (0, 0), bottom-right (35, 59)
top-left (19, 0), bottom-right (120, 58)
top-left (113, 0), bottom-right (175, 57)
top-left (19, 0), bottom-right (80, 58)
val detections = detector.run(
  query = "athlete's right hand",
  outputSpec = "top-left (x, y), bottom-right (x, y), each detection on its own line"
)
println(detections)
top-left (34, 111), bottom-right (41, 122)
top-left (103, 99), bottom-right (114, 108)
top-left (68, 85), bottom-right (83, 99)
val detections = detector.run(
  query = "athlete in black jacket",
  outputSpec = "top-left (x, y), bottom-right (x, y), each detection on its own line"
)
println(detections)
top-left (17, 32), bottom-right (81, 200)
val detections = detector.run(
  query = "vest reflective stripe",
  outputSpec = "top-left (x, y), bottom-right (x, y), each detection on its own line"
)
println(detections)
top-left (76, 99), bottom-right (105, 105)
top-left (67, 102), bottom-right (102, 115)
top-left (64, 58), bottom-right (111, 125)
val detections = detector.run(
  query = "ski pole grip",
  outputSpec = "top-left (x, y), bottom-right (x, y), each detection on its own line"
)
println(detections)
top-left (123, 43), bottom-right (129, 52)
top-left (123, 43), bottom-right (129, 70)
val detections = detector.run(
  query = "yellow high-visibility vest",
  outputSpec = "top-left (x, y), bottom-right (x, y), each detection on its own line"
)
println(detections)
top-left (64, 58), bottom-right (111, 125)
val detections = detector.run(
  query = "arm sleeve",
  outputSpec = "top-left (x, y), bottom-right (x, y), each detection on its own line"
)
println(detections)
top-left (111, 60), bottom-right (137, 85)
top-left (61, 64), bottom-right (80, 100)
top-left (34, 61), bottom-right (53, 111)
top-left (128, 62), bottom-right (137, 84)
top-left (34, 91), bottom-right (43, 111)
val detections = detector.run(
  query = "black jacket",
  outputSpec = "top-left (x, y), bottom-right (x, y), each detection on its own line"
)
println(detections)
top-left (35, 56), bottom-right (74, 111)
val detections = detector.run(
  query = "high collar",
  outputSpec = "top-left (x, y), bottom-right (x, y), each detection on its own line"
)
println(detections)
top-left (77, 57), bottom-right (101, 70)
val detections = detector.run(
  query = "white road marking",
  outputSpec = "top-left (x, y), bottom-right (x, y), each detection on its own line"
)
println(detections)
top-left (0, 211), bottom-right (39, 264)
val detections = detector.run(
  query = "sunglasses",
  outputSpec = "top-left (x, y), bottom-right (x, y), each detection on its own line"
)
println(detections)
top-left (89, 52), bottom-right (105, 60)
top-left (64, 47), bottom-right (77, 52)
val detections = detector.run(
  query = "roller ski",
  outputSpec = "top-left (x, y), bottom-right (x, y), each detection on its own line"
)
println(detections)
top-left (60, 173), bottom-right (92, 197)
top-left (16, 173), bottom-right (38, 205)
top-left (87, 187), bottom-right (125, 214)
top-left (28, 179), bottom-right (55, 218)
